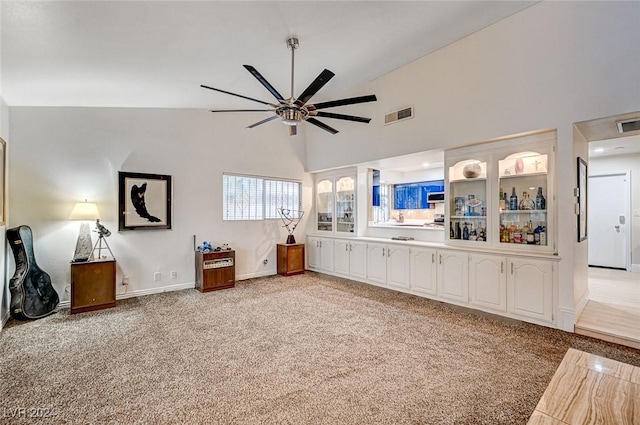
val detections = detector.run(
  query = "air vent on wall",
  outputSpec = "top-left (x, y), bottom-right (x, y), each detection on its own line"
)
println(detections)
top-left (616, 118), bottom-right (640, 134)
top-left (384, 106), bottom-right (414, 125)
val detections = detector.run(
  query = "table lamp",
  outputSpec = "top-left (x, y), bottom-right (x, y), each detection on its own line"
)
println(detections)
top-left (69, 200), bottom-right (100, 262)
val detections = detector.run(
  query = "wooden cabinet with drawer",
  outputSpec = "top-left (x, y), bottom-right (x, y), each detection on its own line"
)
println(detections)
top-left (195, 251), bottom-right (235, 292)
top-left (70, 260), bottom-right (116, 314)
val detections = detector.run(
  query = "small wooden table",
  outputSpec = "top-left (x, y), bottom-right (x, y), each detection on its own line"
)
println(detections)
top-left (70, 259), bottom-right (116, 314)
top-left (277, 243), bottom-right (305, 276)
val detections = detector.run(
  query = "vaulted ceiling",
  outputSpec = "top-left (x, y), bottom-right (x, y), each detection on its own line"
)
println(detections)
top-left (1, 1), bottom-right (537, 109)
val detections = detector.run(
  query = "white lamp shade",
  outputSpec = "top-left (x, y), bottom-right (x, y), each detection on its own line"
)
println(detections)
top-left (69, 202), bottom-right (100, 220)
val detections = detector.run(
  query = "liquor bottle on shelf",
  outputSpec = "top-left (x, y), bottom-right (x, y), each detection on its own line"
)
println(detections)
top-left (509, 187), bottom-right (518, 210)
top-left (540, 226), bottom-right (547, 246)
top-left (462, 222), bottom-right (469, 240)
top-left (534, 224), bottom-right (542, 245)
top-left (526, 220), bottom-right (535, 244)
top-left (536, 187), bottom-right (546, 210)
top-left (519, 192), bottom-right (535, 210)
top-left (499, 188), bottom-right (506, 211)
top-left (469, 224), bottom-right (477, 241)
top-left (455, 222), bottom-right (461, 239)
top-left (450, 222), bottom-right (454, 239)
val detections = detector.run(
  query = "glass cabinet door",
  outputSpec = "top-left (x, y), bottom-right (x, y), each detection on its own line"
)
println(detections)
top-left (448, 159), bottom-right (488, 243)
top-left (335, 176), bottom-right (355, 233)
top-left (316, 179), bottom-right (333, 232)
top-left (498, 152), bottom-right (548, 246)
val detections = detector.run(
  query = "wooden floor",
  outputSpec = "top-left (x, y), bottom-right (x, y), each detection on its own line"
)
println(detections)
top-left (527, 348), bottom-right (639, 424)
top-left (575, 267), bottom-right (640, 349)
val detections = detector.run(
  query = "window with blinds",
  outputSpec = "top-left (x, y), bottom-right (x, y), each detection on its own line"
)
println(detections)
top-left (223, 174), bottom-right (301, 221)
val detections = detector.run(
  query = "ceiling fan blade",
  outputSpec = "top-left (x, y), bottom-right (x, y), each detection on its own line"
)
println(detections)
top-left (209, 109), bottom-right (275, 112)
top-left (289, 125), bottom-right (297, 136)
top-left (314, 111), bottom-right (371, 123)
top-left (243, 65), bottom-right (285, 101)
top-left (201, 84), bottom-right (277, 107)
top-left (308, 94), bottom-right (377, 111)
top-left (306, 117), bottom-right (339, 135)
top-left (247, 115), bottom-right (279, 129)
top-left (295, 69), bottom-right (335, 107)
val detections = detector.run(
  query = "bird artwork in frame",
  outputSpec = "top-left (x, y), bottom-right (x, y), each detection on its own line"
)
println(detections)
top-left (118, 171), bottom-right (172, 231)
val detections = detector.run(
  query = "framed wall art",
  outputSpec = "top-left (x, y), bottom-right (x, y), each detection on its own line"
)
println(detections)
top-left (119, 171), bottom-right (172, 231)
top-left (0, 138), bottom-right (5, 226)
top-left (576, 157), bottom-right (587, 242)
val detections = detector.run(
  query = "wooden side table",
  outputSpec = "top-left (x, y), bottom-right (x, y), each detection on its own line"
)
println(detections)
top-left (277, 243), bottom-right (305, 276)
top-left (70, 259), bottom-right (116, 314)
top-left (195, 250), bottom-right (235, 292)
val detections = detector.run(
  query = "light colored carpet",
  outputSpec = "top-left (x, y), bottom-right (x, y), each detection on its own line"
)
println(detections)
top-left (1, 272), bottom-right (639, 424)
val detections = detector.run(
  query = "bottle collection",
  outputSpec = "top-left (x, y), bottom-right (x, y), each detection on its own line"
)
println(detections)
top-left (500, 186), bottom-right (546, 211)
top-left (500, 220), bottom-right (547, 245)
top-left (450, 221), bottom-right (486, 242)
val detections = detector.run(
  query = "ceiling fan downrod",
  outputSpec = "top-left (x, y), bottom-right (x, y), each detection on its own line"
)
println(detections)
top-left (286, 37), bottom-right (299, 101)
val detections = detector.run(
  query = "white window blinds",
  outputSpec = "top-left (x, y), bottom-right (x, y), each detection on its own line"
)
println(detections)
top-left (223, 174), bottom-right (301, 221)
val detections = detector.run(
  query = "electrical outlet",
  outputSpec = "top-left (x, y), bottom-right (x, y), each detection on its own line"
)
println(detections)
top-left (121, 276), bottom-right (129, 286)
top-left (153, 272), bottom-right (161, 282)
top-left (263, 259), bottom-right (268, 265)
top-left (170, 271), bottom-right (177, 279)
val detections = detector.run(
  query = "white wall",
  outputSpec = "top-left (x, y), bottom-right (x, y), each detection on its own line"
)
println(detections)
top-left (8, 107), bottom-right (311, 303)
top-left (304, 1), bottom-right (640, 331)
top-left (589, 152), bottom-right (640, 270)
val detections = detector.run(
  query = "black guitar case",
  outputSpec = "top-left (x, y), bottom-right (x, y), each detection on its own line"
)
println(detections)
top-left (7, 225), bottom-right (59, 320)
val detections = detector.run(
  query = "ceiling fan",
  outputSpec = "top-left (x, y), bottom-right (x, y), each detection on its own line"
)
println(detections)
top-left (201, 37), bottom-right (377, 136)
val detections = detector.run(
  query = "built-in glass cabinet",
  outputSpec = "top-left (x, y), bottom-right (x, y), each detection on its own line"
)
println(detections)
top-left (445, 129), bottom-right (556, 253)
top-left (316, 179), bottom-right (334, 231)
top-left (498, 152), bottom-right (548, 246)
top-left (315, 172), bottom-right (356, 234)
top-left (447, 159), bottom-right (488, 243)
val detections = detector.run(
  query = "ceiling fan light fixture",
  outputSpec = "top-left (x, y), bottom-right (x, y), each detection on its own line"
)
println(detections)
top-left (281, 109), bottom-right (302, 126)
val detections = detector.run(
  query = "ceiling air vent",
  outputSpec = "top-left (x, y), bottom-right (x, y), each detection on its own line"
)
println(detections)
top-left (616, 118), bottom-right (640, 134)
top-left (384, 106), bottom-right (414, 125)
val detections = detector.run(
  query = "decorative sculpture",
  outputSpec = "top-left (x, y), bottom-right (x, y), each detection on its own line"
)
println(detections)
top-left (277, 207), bottom-right (304, 244)
top-left (7, 225), bottom-right (59, 320)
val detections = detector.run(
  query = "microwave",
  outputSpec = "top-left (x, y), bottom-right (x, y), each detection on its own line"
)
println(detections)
top-left (427, 192), bottom-right (445, 203)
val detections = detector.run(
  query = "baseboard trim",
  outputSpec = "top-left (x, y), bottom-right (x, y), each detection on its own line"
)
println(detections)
top-left (555, 306), bottom-right (576, 333)
top-left (236, 270), bottom-right (276, 281)
top-left (631, 264), bottom-right (640, 273)
top-left (575, 287), bottom-right (590, 318)
top-left (57, 281), bottom-right (197, 309)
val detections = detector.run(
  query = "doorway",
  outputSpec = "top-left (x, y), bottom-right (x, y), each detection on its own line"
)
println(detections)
top-left (587, 172), bottom-right (630, 270)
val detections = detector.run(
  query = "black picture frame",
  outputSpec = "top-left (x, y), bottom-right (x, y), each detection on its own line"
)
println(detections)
top-left (577, 157), bottom-right (587, 242)
top-left (118, 171), bottom-right (172, 231)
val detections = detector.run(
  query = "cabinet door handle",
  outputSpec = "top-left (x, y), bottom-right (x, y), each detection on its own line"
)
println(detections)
top-left (432, 253), bottom-right (435, 263)
top-left (345, 243), bottom-right (348, 252)
top-left (382, 248), bottom-right (385, 257)
top-left (439, 254), bottom-right (442, 265)
top-left (349, 244), bottom-right (352, 252)
top-left (387, 248), bottom-right (391, 257)
top-left (319, 240), bottom-right (322, 248)
top-left (501, 261), bottom-right (504, 273)
top-left (511, 263), bottom-right (514, 275)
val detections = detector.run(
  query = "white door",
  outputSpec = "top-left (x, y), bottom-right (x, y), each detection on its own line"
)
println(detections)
top-left (349, 241), bottom-right (368, 279)
top-left (320, 239), bottom-right (334, 272)
top-left (437, 251), bottom-right (469, 304)
top-left (469, 254), bottom-right (507, 312)
top-left (333, 240), bottom-right (350, 276)
top-left (507, 258), bottom-right (553, 323)
top-left (410, 247), bottom-right (437, 295)
top-left (387, 246), bottom-right (410, 289)
top-left (588, 173), bottom-right (629, 269)
top-left (367, 243), bottom-right (387, 285)
top-left (307, 237), bottom-right (321, 269)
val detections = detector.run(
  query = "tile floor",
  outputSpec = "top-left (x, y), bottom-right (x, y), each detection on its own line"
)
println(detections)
top-left (575, 267), bottom-right (640, 349)
top-left (527, 348), bottom-right (639, 424)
